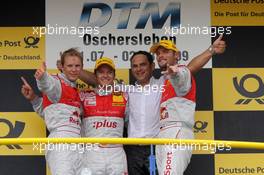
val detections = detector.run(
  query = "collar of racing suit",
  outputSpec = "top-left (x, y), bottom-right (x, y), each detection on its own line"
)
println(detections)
top-left (58, 73), bottom-right (77, 88)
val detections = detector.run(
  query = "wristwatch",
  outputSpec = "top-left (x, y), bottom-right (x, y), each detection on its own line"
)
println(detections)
top-left (208, 45), bottom-right (216, 55)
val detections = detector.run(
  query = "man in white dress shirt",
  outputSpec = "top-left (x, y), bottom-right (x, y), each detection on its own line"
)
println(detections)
top-left (125, 35), bottom-right (226, 174)
top-left (124, 51), bottom-right (162, 174)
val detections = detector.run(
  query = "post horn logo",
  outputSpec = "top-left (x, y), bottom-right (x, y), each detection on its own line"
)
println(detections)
top-left (0, 118), bottom-right (25, 149)
top-left (24, 36), bottom-right (40, 48)
top-left (193, 121), bottom-right (208, 133)
top-left (233, 74), bottom-right (264, 105)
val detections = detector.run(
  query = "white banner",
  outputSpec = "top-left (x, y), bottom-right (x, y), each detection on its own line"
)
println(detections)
top-left (45, 0), bottom-right (211, 69)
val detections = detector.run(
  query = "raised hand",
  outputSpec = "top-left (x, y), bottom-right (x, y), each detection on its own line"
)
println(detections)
top-left (21, 77), bottom-right (37, 101)
top-left (34, 62), bottom-right (47, 80)
top-left (212, 34), bottom-right (226, 54)
top-left (161, 64), bottom-right (179, 77)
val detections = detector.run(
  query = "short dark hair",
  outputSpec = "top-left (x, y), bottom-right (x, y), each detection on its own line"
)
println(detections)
top-left (60, 48), bottom-right (83, 66)
top-left (130, 51), bottom-right (154, 64)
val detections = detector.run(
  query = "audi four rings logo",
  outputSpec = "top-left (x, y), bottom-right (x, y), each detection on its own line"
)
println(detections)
top-left (0, 118), bottom-right (25, 149)
top-left (233, 74), bottom-right (264, 105)
top-left (24, 36), bottom-right (40, 48)
top-left (193, 121), bottom-right (208, 133)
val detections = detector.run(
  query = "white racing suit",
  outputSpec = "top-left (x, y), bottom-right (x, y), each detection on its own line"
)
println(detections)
top-left (79, 89), bottom-right (128, 175)
top-left (34, 73), bottom-right (82, 175)
top-left (156, 66), bottom-right (196, 175)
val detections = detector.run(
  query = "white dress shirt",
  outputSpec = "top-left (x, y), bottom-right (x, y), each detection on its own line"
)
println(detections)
top-left (127, 76), bottom-right (164, 138)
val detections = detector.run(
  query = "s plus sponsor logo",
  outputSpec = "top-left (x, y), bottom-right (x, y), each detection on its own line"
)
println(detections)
top-left (93, 120), bottom-right (117, 129)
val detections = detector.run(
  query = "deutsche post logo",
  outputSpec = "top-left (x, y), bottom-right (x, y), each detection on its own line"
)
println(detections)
top-left (0, 118), bottom-right (25, 149)
top-left (24, 36), bottom-right (40, 48)
top-left (233, 74), bottom-right (264, 105)
top-left (193, 121), bottom-right (208, 133)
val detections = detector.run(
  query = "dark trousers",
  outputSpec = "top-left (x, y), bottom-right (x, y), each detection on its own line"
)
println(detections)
top-left (124, 145), bottom-right (157, 175)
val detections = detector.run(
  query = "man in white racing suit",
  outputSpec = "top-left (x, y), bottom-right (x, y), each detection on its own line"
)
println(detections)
top-left (149, 37), bottom-right (225, 175)
top-left (80, 57), bottom-right (128, 175)
top-left (21, 48), bottom-right (83, 175)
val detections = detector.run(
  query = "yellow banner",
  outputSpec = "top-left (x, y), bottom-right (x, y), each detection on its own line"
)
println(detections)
top-left (47, 165), bottom-right (51, 175)
top-left (0, 112), bottom-right (46, 155)
top-left (211, 0), bottom-right (264, 26)
top-left (215, 154), bottom-right (264, 175)
top-left (193, 111), bottom-right (215, 154)
top-left (0, 27), bottom-right (45, 69)
top-left (213, 68), bottom-right (264, 111)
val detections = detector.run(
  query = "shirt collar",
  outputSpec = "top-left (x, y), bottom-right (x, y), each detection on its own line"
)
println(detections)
top-left (135, 76), bottom-right (156, 86)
